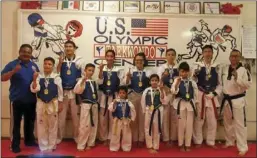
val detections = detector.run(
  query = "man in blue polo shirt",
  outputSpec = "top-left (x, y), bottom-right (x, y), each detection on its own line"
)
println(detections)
top-left (1, 44), bottom-right (39, 153)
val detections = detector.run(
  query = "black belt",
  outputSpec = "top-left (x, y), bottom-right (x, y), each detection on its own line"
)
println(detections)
top-left (104, 93), bottom-right (115, 116)
top-left (220, 93), bottom-right (246, 120)
top-left (149, 107), bottom-right (162, 136)
top-left (82, 100), bottom-right (99, 127)
top-left (198, 86), bottom-right (216, 94)
top-left (177, 99), bottom-right (197, 117)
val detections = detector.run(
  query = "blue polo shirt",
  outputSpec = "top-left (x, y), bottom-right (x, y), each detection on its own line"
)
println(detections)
top-left (1, 59), bottom-right (39, 103)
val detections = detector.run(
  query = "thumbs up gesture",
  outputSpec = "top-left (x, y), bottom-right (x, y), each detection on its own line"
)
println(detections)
top-left (126, 68), bottom-right (132, 79)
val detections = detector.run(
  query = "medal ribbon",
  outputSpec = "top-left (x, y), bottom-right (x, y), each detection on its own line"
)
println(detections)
top-left (184, 80), bottom-right (189, 95)
top-left (121, 100), bottom-right (126, 118)
top-left (167, 64), bottom-right (174, 78)
top-left (65, 55), bottom-right (75, 70)
top-left (107, 66), bottom-right (113, 80)
top-left (88, 80), bottom-right (95, 96)
top-left (150, 88), bottom-right (156, 107)
top-left (138, 70), bottom-right (143, 82)
top-left (204, 62), bottom-right (211, 77)
top-left (44, 74), bottom-right (49, 89)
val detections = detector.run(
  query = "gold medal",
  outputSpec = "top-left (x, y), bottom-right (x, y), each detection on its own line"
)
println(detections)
top-left (67, 69), bottom-right (71, 75)
top-left (44, 89), bottom-right (49, 95)
top-left (107, 80), bottom-right (111, 86)
top-left (92, 94), bottom-right (96, 99)
top-left (150, 105), bottom-right (154, 111)
top-left (186, 93), bottom-right (190, 99)
top-left (208, 74), bottom-right (211, 79)
top-left (169, 78), bottom-right (173, 83)
top-left (138, 82), bottom-right (143, 87)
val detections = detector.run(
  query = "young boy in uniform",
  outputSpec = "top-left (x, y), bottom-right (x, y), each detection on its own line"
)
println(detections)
top-left (108, 86), bottom-right (136, 152)
top-left (31, 57), bottom-right (63, 152)
top-left (74, 63), bottom-right (99, 151)
top-left (171, 62), bottom-right (198, 152)
top-left (141, 74), bottom-right (169, 154)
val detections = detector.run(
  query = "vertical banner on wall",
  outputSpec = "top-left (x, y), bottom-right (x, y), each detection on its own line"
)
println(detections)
top-left (19, 11), bottom-right (241, 70)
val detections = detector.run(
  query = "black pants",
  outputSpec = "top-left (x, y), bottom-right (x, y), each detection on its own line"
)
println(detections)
top-left (11, 100), bottom-right (36, 149)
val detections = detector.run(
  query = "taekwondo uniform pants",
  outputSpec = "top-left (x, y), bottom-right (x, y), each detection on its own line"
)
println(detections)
top-left (57, 91), bottom-right (79, 144)
top-left (178, 109), bottom-right (194, 147)
top-left (223, 101), bottom-right (248, 152)
top-left (110, 117), bottom-right (132, 151)
top-left (128, 92), bottom-right (145, 142)
top-left (36, 99), bottom-right (58, 151)
top-left (98, 92), bottom-right (115, 141)
top-left (77, 103), bottom-right (98, 150)
top-left (193, 91), bottom-right (219, 146)
top-left (145, 107), bottom-right (163, 150)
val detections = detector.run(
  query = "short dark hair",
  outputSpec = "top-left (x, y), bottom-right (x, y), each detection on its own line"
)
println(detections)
top-left (85, 63), bottom-right (95, 69)
top-left (178, 62), bottom-right (190, 71)
top-left (202, 45), bottom-right (213, 52)
top-left (105, 49), bottom-right (116, 57)
top-left (19, 44), bottom-right (32, 52)
top-left (44, 57), bottom-right (55, 65)
top-left (133, 52), bottom-right (148, 67)
top-left (64, 40), bottom-right (78, 49)
top-left (231, 49), bottom-right (242, 56)
top-left (149, 74), bottom-right (160, 81)
top-left (118, 85), bottom-right (128, 93)
top-left (166, 48), bottom-right (176, 56)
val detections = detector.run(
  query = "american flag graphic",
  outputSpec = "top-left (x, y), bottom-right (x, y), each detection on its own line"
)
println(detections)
top-left (131, 19), bottom-right (168, 36)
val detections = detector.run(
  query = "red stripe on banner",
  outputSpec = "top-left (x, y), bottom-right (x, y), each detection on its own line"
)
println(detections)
top-left (132, 30), bottom-right (168, 32)
top-left (147, 19), bottom-right (168, 21)
top-left (133, 27), bottom-right (168, 29)
top-left (132, 31), bottom-right (168, 33)
top-left (147, 22), bottom-right (168, 24)
top-left (146, 25), bottom-right (168, 28)
top-left (132, 28), bottom-right (168, 30)
top-left (131, 34), bottom-right (168, 36)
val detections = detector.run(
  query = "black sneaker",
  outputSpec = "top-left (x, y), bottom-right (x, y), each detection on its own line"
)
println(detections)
top-left (25, 142), bottom-right (38, 147)
top-left (11, 147), bottom-right (21, 153)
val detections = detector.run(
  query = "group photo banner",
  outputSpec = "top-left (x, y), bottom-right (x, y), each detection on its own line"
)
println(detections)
top-left (18, 10), bottom-right (241, 71)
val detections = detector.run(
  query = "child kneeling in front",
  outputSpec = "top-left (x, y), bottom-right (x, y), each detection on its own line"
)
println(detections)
top-left (171, 62), bottom-right (198, 152)
top-left (141, 74), bottom-right (169, 154)
top-left (31, 57), bottom-right (63, 152)
top-left (108, 85), bottom-right (136, 152)
top-left (74, 63), bottom-right (99, 151)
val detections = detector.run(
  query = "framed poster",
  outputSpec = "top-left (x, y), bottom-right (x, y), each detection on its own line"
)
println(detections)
top-left (144, 1), bottom-right (160, 13)
top-left (164, 1), bottom-right (180, 13)
top-left (124, 1), bottom-right (140, 13)
top-left (83, 1), bottom-right (100, 11)
top-left (103, 1), bottom-right (120, 12)
top-left (62, 1), bottom-right (80, 10)
top-left (203, 2), bottom-right (220, 14)
top-left (41, 1), bottom-right (58, 10)
top-left (184, 2), bottom-right (201, 14)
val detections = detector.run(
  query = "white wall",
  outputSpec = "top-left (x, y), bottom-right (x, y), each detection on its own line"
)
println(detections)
top-left (1, 1), bottom-right (256, 140)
